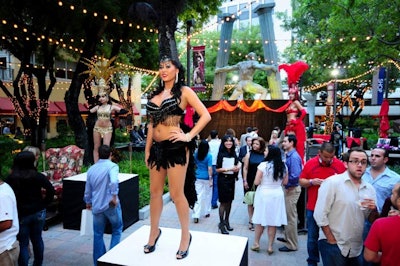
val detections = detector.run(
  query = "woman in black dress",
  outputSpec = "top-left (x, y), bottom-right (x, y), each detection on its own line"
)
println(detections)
top-left (216, 134), bottom-right (240, 234)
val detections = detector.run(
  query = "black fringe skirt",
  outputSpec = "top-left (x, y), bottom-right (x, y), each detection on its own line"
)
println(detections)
top-left (147, 139), bottom-right (197, 209)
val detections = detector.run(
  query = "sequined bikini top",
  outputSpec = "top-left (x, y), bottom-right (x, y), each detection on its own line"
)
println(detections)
top-left (97, 105), bottom-right (111, 120)
top-left (146, 97), bottom-right (184, 126)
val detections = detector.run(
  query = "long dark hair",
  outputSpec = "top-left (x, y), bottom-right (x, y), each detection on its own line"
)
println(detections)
top-left (7, 151), bottom-right (37, 187)
top-left (219, 134), bottom-right (237, 157)
top-left (148, 56), bottom-right (186, 103)
top-left (265, 145), bottom-right (285, 181)
top-left (197, 140), bottom-right (210, 161)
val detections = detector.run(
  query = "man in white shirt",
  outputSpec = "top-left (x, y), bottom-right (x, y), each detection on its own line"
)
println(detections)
top-left (208, 130), bottom-right (221, 209)
top-left (0, 180), bottom-right (19, 266)
top-left (314, 147), bottom-right (377, 265)
top-left (239, 127), bottom-right (253, 147)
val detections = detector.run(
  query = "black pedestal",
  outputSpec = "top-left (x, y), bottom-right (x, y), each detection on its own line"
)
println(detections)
top-left (62, 173), bottom-right (139, 233)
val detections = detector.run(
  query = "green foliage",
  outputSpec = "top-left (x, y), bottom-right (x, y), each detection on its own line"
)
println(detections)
top-left (0, 136), bottom-right (25, 179)
top-left (45, 135), bottom-right (76, 149)
top-left (114, 129), bottom-right (130, 143)
top-left (389, 164), bottom-right (400, 175)
top-left (277, 0), bottom-right (400, 90)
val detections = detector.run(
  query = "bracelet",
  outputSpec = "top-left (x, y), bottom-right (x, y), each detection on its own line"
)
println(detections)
top-left (185, 133), bottom-right (191, 142)
top-left (310, 179), bottom-right (313, 186)
top-left (243, 180), bottom-right (247, 183)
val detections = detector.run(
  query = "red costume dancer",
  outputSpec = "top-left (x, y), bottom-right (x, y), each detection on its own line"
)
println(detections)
top-left (279, 61), bottom-right (309, 164)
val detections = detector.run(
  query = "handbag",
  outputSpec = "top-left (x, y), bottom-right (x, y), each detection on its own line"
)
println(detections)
top-left (80, 209), bottom-right (93, 236)
top-left (243, 184), bottom-right (256, 205)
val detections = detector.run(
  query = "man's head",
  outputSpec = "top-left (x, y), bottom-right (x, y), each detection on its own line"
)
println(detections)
top-left (210, 130), bottom-right (218, 139)
top-left (246, 127), bottom-right (253, 133)
top-left (245, 136), bottom-right (253, 147)
top-left (282, 134), bottom-right (297, 151)
top-left (318, 142), bottom-right (335, 166)
top-left (98, 145), bottom-right (111, 160)
top-left (369, 147), bottom-right (389, 171)
top-left (346, 147), bottom-right (368, 181)
top-left (390, 183), bottom-right (400, 210)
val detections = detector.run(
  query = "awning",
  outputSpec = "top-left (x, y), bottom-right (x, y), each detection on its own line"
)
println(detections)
top-left (48, 101), bottom-right (64, 114)
top-left (0, 97), bottom-right (15, 114)
top-left (49, 101), bottom-right (88, 114)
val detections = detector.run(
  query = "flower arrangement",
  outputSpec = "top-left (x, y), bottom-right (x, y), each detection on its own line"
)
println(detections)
top-left (376, 138), bottom-right (399, 151)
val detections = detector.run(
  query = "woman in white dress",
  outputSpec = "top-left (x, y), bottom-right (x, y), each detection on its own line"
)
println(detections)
top-left (251, 145), bottom-right (288, 254)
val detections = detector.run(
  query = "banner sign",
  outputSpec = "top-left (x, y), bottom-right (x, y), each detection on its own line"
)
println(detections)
top-left (326, 82), bottom-right (335, 106)
top-left (192, 45), bottom-right (205, 92)
top-left (371, 67), bottom-right (386, 105)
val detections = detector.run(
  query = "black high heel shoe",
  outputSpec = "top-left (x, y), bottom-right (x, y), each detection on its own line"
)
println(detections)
top-left (176, 234), bottom-right (192, 260)
top-left (218, 222), bottom-right (229, 234)
top-left (224, 221), bottom-right (234, 231)
top-left (144, 229), bottom-right (162, 254)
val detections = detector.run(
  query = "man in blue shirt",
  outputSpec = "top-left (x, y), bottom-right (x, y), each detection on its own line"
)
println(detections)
top-left (279, 134), bottom-right (302, 252)
top-left (361, 147), bottom-right (400, 266)
top-left (84, 145), bottom-right (123, 265)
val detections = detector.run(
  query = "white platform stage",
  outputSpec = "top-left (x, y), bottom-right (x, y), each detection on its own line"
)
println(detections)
top-left (98, 225), bottom-right (248, 266)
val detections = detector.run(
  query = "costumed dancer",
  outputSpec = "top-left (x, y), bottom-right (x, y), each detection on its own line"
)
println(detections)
top-left (144, 55), bottom-right (211, 259)
top-left (82, 57), bottom-right (128, 162)
top-left (279, 61), bottom-right (309, 164)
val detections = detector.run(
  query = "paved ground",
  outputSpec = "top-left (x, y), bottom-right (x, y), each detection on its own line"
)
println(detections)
top-left (41, 181), bottom-right (312, 266)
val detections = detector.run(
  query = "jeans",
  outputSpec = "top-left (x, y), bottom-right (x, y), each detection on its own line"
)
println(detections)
top-left (93, 204), bottom-right (123, 266)
top-left (306, 210), bottom-right (319, 266)
top-left (362, 221), bottom-right (377, 266)
top-left (211, 165), bottom-right (218, 207)
top-left (18, 209), bottom-right (46, 266)
top-left (318, 239), bottom-right (362, 266)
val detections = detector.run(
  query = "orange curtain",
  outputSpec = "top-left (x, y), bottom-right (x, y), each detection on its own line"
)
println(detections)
top-left (207, 100), bottom-right (291, 113)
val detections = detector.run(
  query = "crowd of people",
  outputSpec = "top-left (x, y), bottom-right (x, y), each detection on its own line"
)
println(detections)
top-left (191, 125), bottom-right (400, 265)
top-left (2, 55), bottom-right (400, 266)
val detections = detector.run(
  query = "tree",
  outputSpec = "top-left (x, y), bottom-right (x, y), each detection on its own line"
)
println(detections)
top-left (277, 0), bottom-right (400, 132)
top-left (128, 0), bottom-right (223, 61)
top-left (0, 0), bottom-right (72, 146)
top-left (278, 0), bottom-right (399, 86)
top-left (0, 0), bottom-right (223, 163)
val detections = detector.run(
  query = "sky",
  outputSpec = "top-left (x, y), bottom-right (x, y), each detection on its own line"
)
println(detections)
top-left (271, 0), bottom-right (292, 55)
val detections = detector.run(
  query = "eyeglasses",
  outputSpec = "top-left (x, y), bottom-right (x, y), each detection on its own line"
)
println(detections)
top-left (348, 160), bottom-right (368, 166)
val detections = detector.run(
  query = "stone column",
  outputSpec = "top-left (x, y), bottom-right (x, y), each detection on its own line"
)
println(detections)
top-left (254, 3), bottom-right (283, 99)
top-left (211, 13), bottom-right (236, 100)
top-left (303, 92), bottom-right (317, 126)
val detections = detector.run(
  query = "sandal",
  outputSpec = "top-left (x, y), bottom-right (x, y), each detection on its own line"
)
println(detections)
top-left (248, 222), bottom-right (254, 231)
top-left (250, 244), bottom-right (260, 252)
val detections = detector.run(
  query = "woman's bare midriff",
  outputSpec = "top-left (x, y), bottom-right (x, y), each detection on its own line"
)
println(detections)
top-left (152, 116), bottom-right (182, 142)
top-left (287, 114), bottom-right (297, 121)
top-left (95, 120), bottom-right (112, 128)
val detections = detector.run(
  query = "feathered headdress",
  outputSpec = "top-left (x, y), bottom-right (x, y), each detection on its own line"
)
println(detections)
top-left (80, 56), bottom-right (120, 95)
top-left (278, 61), bottom-right (309, 87)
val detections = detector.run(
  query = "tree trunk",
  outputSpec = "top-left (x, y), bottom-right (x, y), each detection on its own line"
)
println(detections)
top-left (65, 22), bottom-right (108, 165)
